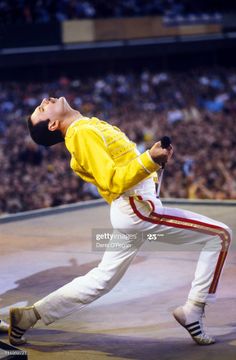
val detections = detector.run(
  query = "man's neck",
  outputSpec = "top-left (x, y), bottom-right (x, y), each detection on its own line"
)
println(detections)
top-left (60, 110), bottom-right (84, 136)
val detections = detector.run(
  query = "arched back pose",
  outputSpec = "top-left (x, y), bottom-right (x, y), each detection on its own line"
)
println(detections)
top-left (9, 97), bottom-right (232, 346)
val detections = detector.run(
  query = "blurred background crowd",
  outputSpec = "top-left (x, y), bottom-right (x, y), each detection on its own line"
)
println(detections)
top-left (1, 66), bottom-right (236, 214)
top-left (0, 0), bottom-right (230, 24)
top-left (0, 0), bottom-right (235, 214)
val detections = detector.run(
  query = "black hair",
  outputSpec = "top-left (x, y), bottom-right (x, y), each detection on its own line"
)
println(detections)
top-left (27, 116), bottom-right (64, 147)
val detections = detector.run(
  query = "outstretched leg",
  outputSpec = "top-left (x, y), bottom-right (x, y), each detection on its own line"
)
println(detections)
top-left (9, 230), bottom-right (144, 345)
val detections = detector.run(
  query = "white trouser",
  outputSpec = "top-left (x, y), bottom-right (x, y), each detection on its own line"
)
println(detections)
top-left (35, 180), bottom-right (232, 325)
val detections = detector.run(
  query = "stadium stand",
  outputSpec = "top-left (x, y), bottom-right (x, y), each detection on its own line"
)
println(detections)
top-left (1, 67), bottom-right (236, 214)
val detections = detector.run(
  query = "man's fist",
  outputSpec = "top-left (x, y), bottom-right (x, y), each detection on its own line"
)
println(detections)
top-left (149, 141), bottom-right (173, 166)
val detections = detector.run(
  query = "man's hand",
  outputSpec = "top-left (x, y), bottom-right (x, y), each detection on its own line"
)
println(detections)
top-left (149, 141), bottom-right (173, 166)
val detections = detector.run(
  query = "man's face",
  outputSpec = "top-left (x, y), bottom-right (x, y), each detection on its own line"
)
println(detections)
top-left (31, 97), bottom-right (71, 125)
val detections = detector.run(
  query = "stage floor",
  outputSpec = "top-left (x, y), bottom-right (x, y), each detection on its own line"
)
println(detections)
top-left (0, 202), bottom-right (236, 360)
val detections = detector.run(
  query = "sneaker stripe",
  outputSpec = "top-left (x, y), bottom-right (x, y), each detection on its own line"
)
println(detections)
top-left (12, 324), bottom-right (25, 331)
top-left (187, 324), bottom-right (200, 330)
top-left (12, 326), bottom-right (25, 336)
top-left (12, 325), bottom-right (26, 333)
top-left (188, 326), bottom-right (201, 333)
top-left (185, 321), bottom-right (200, 328)
top-left (11, 332), bottom-right (24, 339)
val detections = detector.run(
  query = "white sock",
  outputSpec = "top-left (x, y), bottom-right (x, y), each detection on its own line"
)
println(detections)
top-left (182, 299), bottom-right (205, 324)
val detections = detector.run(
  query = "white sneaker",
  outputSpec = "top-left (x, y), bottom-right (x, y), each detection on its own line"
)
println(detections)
top-left (9, 306), bottom-right (38, 346)
top-left (173, 306), bottom-right (215, 345)
top-left (0, 319), bottom-right (9, 332)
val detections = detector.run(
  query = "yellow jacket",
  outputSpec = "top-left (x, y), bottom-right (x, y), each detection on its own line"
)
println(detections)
top-left (65, 117), bottom-right (160, 203)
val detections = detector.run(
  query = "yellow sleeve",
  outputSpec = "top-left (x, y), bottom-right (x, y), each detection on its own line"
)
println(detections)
top-left (72, 126), bottom-right (160, 196)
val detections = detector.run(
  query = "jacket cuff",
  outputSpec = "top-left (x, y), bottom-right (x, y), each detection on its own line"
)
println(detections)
top-left (138, 151), bottom-right (161, 173)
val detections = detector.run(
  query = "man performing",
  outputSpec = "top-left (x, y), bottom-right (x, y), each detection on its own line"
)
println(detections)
top-left (9, 97), bottom-right (232, 346)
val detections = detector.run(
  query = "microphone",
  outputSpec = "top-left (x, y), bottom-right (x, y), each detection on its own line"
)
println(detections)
top-left (161, 136), bottom-right (171, 149)
top-left (156, 136), bottom-right (172, 198)
top-left (160, 136), bottom-right (171, 168)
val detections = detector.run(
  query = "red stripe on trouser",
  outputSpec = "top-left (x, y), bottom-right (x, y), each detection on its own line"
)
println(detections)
top-left (129, 196), bottom-right (231, 294)
top-left (209, 250), bottom-right (228, 293)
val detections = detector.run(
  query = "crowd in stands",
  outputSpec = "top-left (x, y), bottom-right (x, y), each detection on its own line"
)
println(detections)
top-left (1, 66), bottom-right (236, 214)
top-left (0, 0), bottom-right (230, 24)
